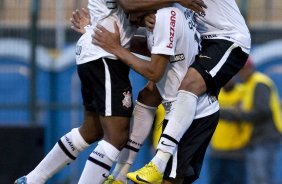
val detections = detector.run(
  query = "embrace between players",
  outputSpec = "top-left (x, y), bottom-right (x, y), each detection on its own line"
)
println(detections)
top-left (15, 0), bottom-right (251, 184)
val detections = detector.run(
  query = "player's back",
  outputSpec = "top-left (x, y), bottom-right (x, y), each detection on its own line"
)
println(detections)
top-left (147, 6), bottom-right (199, 103)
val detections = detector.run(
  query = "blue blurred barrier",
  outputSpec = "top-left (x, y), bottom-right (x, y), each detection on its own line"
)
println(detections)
top-left (0, 38), bottom-right (53, 125)
top-left (251, 39), bottom-right (282, 98)
top-left (250, 39), bottom-right (282, 184)
top-left (0, 39), bottom-right (150, 183)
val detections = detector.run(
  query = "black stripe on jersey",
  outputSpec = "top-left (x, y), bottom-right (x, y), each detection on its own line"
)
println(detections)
top-left (124, 144), bottom-right (139, 152)
top-left (161, 134), bottom-right (179, 145)
top-left (106, 1), bottom-right (117, 9)
top-left (88, 156), bottom-right (111, 171)
top-left (58, 140), bottom-right (76, 160)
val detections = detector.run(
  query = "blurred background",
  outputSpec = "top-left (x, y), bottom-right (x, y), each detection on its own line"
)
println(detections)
top-left (0, 0), bottom-right (281, 184)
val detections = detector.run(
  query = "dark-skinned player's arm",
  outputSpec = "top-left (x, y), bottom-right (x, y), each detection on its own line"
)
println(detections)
top-left (92, 23), bottom-right (169, 83)
top-left (117, 0), bottom-right (206, 14)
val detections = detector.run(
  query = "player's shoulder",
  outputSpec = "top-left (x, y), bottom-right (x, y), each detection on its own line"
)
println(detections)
top-left (157, 6), bottom-right (182, 15)
top-left (155, 6), bottom-right (185, 24)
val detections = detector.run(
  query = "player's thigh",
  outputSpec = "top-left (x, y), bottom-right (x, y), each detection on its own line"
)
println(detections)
top-left (190, 39), bottom-right (248, 96)
top-left (179, 67), bottom-right (206, 96)
top-left (77, 58), bottom-right (133, 148)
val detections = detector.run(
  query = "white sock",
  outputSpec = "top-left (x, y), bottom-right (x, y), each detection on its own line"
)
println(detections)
top-left (153, 90), bottom-right (197, 172)
top-left (26, 128), bottom-right (89, 184)
top-left (112, 163), bottom-right (131, 182)
top-left (151, 150), bottom-right (171, 173)
top-left (78, 140), bottom-right (120, 184)
top-left (113, 101), bottom-right (156, 182)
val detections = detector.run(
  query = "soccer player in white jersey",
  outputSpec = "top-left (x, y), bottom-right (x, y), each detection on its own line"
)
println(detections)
top-left (14, 1), bottom-right (137, 184)
top-left (105, 0), bottom-right (251, 183)
top-left (75, 1), bottom-right (138, 184)
top-left (93, 4), bottom-right (220, 184)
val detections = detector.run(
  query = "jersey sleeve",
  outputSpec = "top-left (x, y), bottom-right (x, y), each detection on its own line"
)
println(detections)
top-left (151, 8), bottom-right (179, 56)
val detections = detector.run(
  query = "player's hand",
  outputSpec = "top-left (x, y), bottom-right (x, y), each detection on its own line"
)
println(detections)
top-left (144, 13), bottom-right (156, 32)
top-left (178, 0), bottom-right (207, 15)
top-left (92, 22), bottom-right (121, 54)
top-left (70, 8), bottom-right (90, 34)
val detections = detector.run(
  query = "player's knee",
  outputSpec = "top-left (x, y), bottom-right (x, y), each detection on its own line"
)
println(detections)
top-left (179, 69), bottom-right (206, 96)
top-left (88, 131), bottom-right (104, 144)
top-left (79, 124), bottom-right (104, 144)
top-left (105, 131), bottom-right (129, 150)
top-left (115, 130), bottom-right (129, 149)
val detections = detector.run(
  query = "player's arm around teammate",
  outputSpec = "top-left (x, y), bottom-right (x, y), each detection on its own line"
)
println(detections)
top-left (117, 0), bottom-right (206, 14)
top-left (93, 20), bottom-right (169, 83)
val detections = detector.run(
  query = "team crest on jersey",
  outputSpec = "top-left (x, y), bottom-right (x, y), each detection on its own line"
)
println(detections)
top-left (208, 95), bottom-right (217, 104)
top-left (122, 90), bottom-right (132, 109)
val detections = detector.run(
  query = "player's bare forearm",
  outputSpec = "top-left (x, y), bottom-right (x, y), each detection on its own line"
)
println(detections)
top-left (93, 23), bottom-right (167, 82)
top-left (118, 0), bottom-right (173, 13)
top-left (118, 0), bottom-right (206, 14)
top-left (113, 46), bottom-right (162, 82)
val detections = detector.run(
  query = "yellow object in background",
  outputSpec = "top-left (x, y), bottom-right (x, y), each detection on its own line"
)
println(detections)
top-left (211, 83), bottom-right (253, 151)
